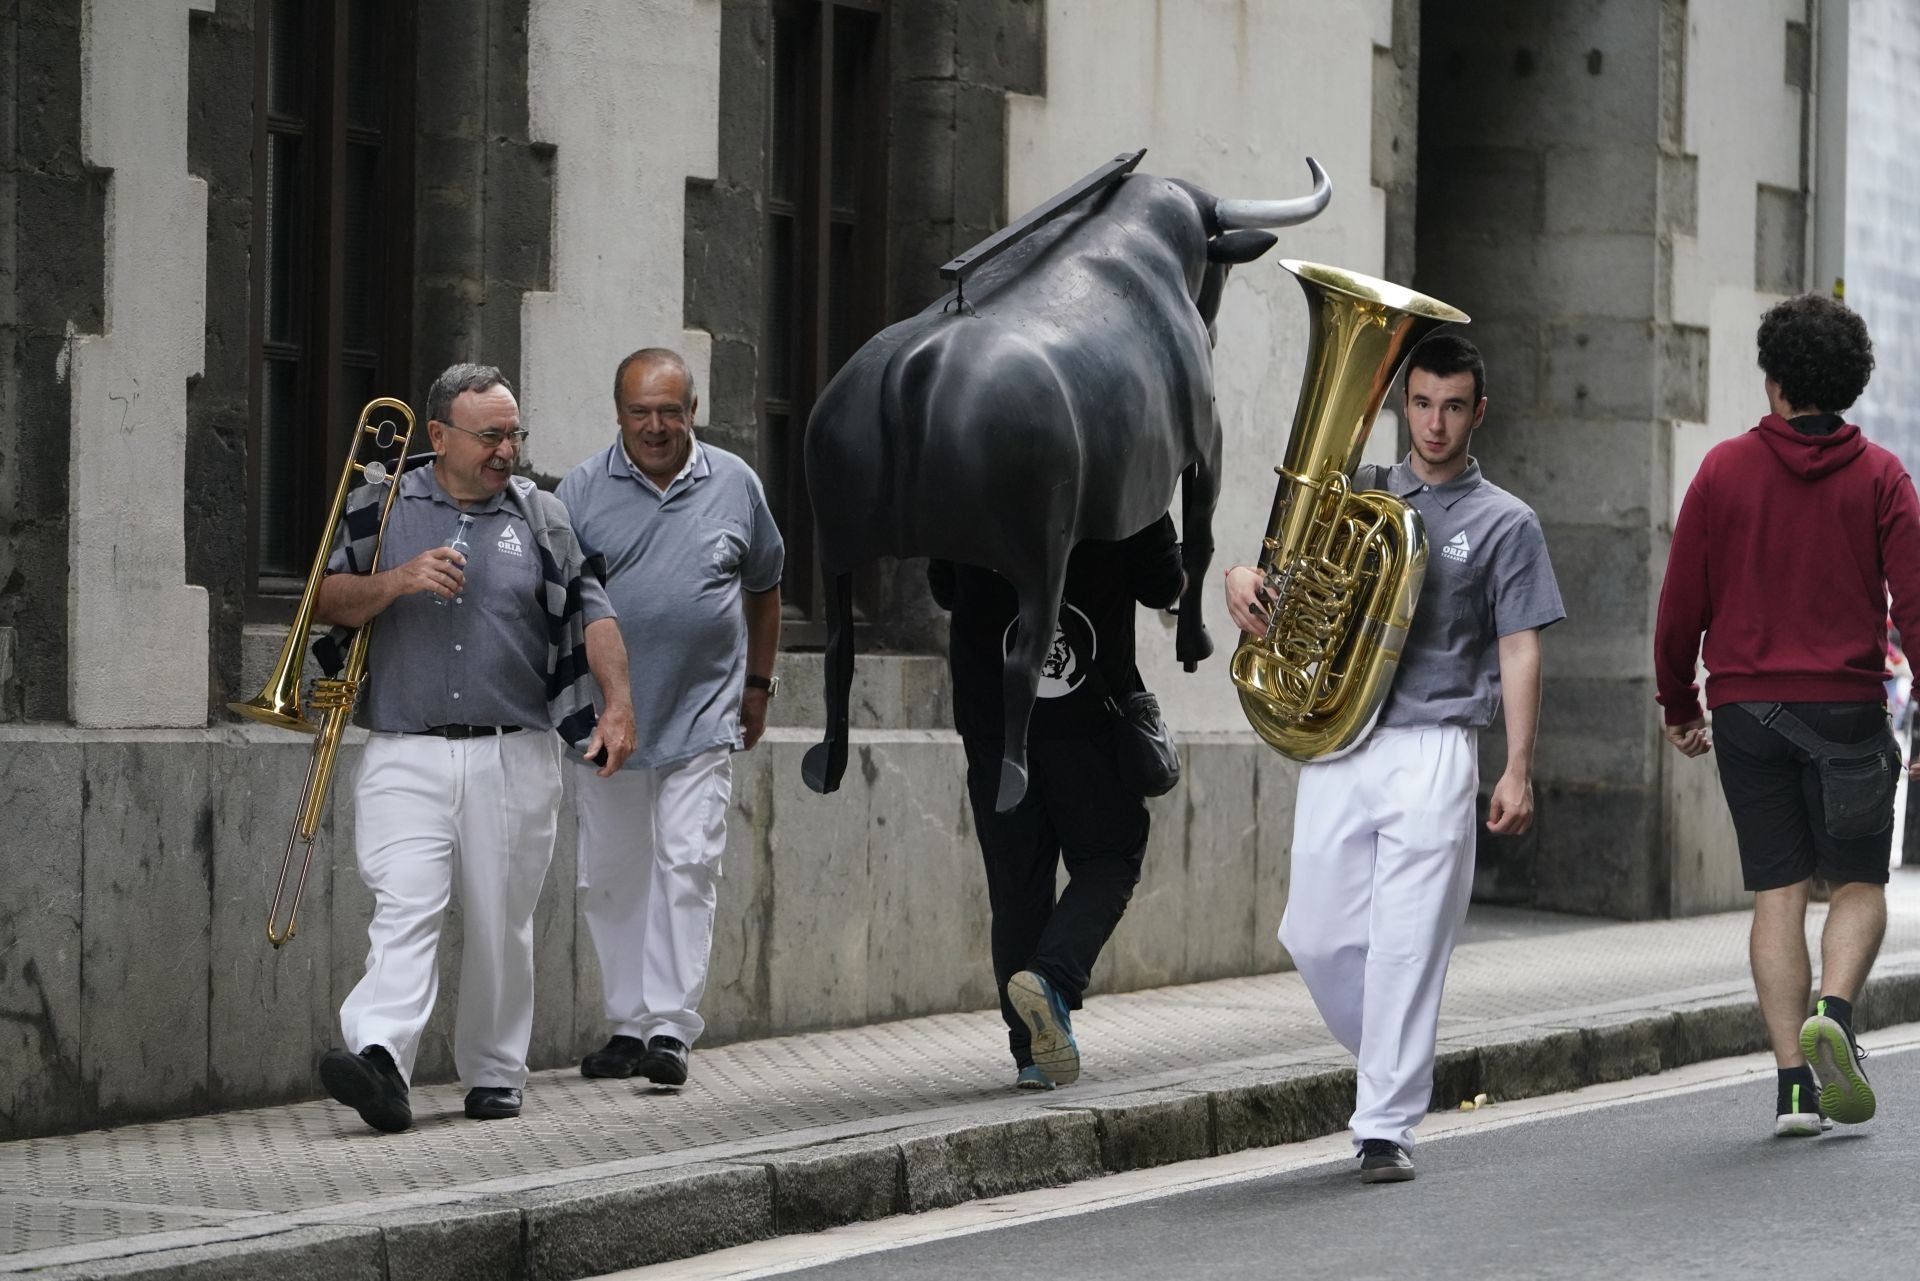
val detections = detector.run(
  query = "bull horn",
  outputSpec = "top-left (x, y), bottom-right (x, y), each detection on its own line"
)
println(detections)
top-left (1215, 158), bottom-right (1333, 230)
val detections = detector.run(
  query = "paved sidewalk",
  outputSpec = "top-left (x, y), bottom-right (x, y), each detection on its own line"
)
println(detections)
top-left (8, 880), bottom-right (1920, 1280)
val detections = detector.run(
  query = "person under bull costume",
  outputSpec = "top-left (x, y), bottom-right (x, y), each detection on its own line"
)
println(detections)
top-left (798, 151), bottom-right (1336, 1083)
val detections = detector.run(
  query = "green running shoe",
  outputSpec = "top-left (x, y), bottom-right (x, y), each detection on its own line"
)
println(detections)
top-left (1801, 1001), bottom-right (1875, 1125)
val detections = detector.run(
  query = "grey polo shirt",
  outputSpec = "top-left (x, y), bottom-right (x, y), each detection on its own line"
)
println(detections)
top-left (327, 465), bottom-right (609, 732)
top-left (557, 437), bottom-right (784, 769)
top-left (1357, 457), bottom-right (1565, 729)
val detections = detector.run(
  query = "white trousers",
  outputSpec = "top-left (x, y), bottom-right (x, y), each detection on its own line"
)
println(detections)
top-left (1279, 725), bottom-right (1479, 1151)
top-left (339, 730), bottom-right (562, 1088)
top-left (576, 748), bottom-right (732, 1047)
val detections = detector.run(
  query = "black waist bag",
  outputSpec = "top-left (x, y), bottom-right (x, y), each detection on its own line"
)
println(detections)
top-left (1735, 703), bottom-right (1902, 839)
top-left (1107, 691), bottom-right (1180, 797)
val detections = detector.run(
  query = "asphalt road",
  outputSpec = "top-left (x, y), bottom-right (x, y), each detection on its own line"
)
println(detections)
top-left (720, 1040), bottom-right (1919, 1281)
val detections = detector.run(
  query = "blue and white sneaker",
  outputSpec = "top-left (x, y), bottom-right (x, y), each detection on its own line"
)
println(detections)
top-left (1015, 1064), bottom-right (1056, 1091)
top-left (1007, 970), bottom-right (1080, 1086)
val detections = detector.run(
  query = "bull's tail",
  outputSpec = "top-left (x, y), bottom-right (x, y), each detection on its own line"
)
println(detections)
top-left (802, 570), bottom-right (855, 795)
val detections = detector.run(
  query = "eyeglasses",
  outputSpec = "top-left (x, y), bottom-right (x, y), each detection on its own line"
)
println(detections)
top-left (442, 423), bottom-right (530, 449)
top-left (625, 405), bottom-right (689, 427)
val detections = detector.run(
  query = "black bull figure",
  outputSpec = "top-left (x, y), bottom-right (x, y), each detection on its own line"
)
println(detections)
top-left (800, 157), bottom-right (1333, 812)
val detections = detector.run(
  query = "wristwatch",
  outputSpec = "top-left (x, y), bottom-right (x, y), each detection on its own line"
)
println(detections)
top-left (745, 674), bottom-right (779, 697)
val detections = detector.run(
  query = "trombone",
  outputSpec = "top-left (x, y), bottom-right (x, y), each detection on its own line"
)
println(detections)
top-left (229, 397), bottom-right (417, 946)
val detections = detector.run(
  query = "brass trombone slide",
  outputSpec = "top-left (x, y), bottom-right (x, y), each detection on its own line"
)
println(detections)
top-left (229, 397), bottom-right (417, 946)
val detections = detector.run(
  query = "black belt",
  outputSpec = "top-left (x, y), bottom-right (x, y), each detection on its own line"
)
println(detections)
top-left (408, 724), bottom-right (523, 739)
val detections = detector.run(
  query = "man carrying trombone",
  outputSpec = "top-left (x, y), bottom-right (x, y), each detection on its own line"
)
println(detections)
top-left (312, 363), bottom-right (636, 1133)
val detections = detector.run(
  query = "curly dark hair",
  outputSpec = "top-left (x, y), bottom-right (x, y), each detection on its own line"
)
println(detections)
top-left (1756, 294), bottom-right (1874, 413)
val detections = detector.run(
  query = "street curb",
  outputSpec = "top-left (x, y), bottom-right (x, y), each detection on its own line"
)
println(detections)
top-left (22, 964), bottom-right (1920, 1280)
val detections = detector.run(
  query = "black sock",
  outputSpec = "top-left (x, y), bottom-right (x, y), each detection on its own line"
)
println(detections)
top-left (1778, 1065), bottom-right (1817, 1112)
top-left (1815, 994), bottom-right (1854, 1029)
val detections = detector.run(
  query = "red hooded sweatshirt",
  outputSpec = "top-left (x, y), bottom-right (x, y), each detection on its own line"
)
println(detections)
top-left (1654, 414), bottom-right (1920, 725)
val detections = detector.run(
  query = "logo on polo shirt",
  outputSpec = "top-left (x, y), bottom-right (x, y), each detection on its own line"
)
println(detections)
top-left (497, 524), bottom-right (524, 557)
top-left (1441, 530), bottom-right (1472, 563)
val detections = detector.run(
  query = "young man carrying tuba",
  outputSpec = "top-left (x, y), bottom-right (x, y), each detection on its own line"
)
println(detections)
top-left (1225, 335), bottom-right (1563, 1183)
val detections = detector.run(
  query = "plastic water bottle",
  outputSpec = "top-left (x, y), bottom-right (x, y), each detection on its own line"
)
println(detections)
top-left (430, 513), bottom-right (474, 606)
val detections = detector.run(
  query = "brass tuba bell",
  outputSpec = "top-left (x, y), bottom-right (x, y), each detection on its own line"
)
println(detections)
top-left (1231, 261), bottom-right (1468, 761)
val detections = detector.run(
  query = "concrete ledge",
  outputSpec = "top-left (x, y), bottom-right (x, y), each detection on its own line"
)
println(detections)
top-left (351, 1204), bottom-right (524, 1281)
top-left (898, 1111), bottom-right (1103, 1212)
top-left (17, 973), bottom-right (1920, 1279)
top-left (756, 1138), bottom-right (904, 1233)
top-left (28, 1226), bottom-right (382, 1280)
top-left (1065, 1088), bottom-right (1213, 1172)
top-left (513, 1162), bottom-right (774, 1280)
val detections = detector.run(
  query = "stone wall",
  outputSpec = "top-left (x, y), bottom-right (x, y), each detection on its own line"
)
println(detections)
top-left (0, 689), bottom-right (1299, 1141)
top-left (66, 0), bottom-right (213, 727)
top-left (186, 0), bottom-right (256, 719)
top-left (413, 0), bottom-right (553, 412)
top-left (1844, 0), bottom-right (1920, 464)
top-left (0, 0), bottom-right (93, 723)
top-left (1413, 0), bottom-right (1812, 919)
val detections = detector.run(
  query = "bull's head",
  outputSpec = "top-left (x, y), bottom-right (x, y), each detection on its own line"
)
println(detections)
top-left (1178, 158), bottom-right (1334, 344)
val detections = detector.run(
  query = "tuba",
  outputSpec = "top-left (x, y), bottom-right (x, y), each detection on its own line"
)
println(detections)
top-left (228, 397), bottom-right (417, 945)
top-left (1231, 261), bottom-right (1468, 761)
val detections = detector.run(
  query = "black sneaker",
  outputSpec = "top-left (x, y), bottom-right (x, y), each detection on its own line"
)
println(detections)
top-left (1801, 1002), bottom-right (1876, 1125)
top-left (637, 1035), bottom-right (689, 1087)
top-left (318, 1045), bottom-right (411, 1134)
top-left (1358, 1138), bottom-right (1415, 1184)
top-left (464, 1086), bottom-right (522, 1120)
top-left (1774, 1071), bottom-right (1829, 1138)
top-left (581, 1034), bottom-right (649, 1079)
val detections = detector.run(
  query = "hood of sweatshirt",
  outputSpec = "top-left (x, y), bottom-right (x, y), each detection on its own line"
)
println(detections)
top-left (1755, 413), bottom-right (1867, 480)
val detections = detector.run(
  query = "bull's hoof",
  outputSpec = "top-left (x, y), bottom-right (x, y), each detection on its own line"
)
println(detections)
top-left (802, 741), bottom-right (846, 795)
top-left (1176, 620), bottom-right (1214, 670)
top-left (994, 760), bottom-right (1029, 813)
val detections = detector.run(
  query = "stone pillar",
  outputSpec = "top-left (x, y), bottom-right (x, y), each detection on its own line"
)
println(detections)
top-left (521, 0), bottom-right (720, 476)
top-left (66, 0), bottom-right (213, 727)
top-left (1417, 0), bottom-right (1678, 917)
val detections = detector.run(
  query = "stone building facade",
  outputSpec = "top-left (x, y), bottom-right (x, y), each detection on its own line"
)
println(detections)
top-left (2, 0), bottom-right (1914, 1137)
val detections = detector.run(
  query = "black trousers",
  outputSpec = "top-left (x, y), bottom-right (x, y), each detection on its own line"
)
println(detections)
top-left (964, 733), bottom-right (1150, 1067)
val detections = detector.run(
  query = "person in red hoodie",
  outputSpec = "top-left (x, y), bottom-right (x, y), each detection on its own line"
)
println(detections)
top-left (1656, 293), bottom-right (1920, 1139)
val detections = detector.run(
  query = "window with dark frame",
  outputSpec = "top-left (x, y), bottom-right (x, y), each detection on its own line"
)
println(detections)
top-left (249, 0), bottom-right (416, 605)
top-left (764, 0), bottom-right (889, 640)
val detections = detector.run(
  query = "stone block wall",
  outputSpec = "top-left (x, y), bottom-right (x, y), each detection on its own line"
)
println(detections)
top-left (0, 710), bottom-right (1297, 1142)
top-left (0, 0), bottom-right (94, 723)
top-left (186, 0), bottom-right (257, 720)
top-left (1417, 0), bottom-right (1689, 918)
top-left (1845, 0), bottom-right (1920, 463)
top-left (414, 0), bottom-right (553, 406)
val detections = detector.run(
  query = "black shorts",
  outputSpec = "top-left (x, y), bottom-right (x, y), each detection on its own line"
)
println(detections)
top-left (1712, 701), bottom-right (1895, 892)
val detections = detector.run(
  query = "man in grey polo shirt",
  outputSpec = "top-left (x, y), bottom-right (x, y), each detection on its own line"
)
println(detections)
top-left (312, 363), bottom-right (636, 1134)
top-left (559, 346), bottom-right (784, 1089)
top-left (1226, 334), bottom-right (1563, 1183)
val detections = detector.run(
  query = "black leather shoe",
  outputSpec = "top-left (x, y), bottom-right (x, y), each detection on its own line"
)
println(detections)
top-left (1358, 1138), bottom-right (1415, 1184)
top-left (464, 1086), bottom-right (522, 1120)
top-left (319, 1045), bottom-right (411, 1134)
top-left (637, 1035), bottom-right (690, 1087)
top-left (581, 1034), bottom-right (648, 1079)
